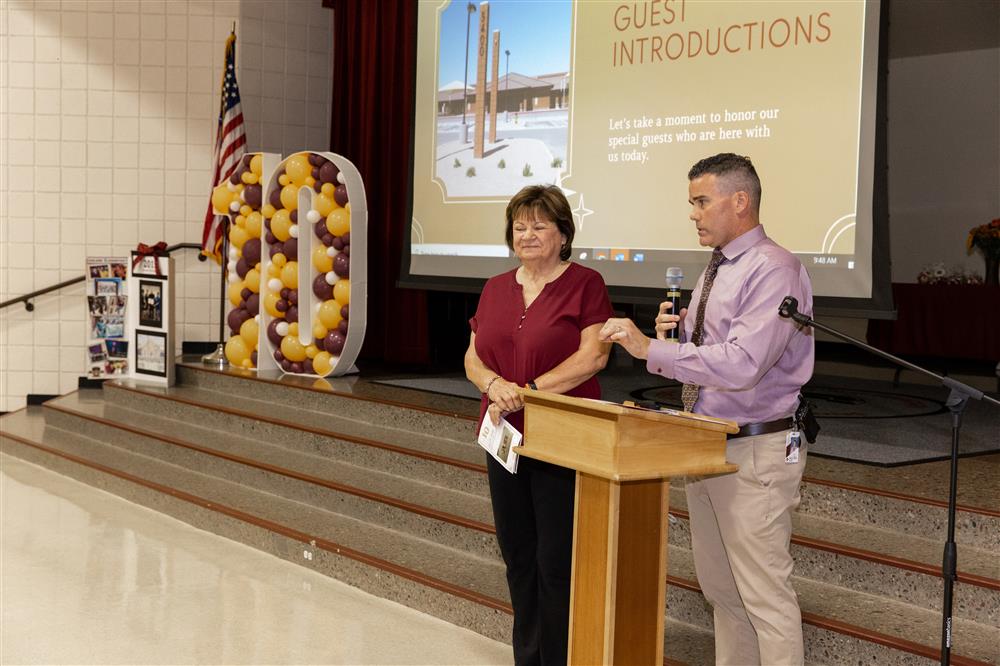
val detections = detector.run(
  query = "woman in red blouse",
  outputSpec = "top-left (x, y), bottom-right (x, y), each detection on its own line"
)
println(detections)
top-left (465, 185), bottom-right (613, 665)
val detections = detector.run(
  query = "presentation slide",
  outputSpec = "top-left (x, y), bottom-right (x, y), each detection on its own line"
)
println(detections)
top-left (408, 0), bottom-right (881, 302)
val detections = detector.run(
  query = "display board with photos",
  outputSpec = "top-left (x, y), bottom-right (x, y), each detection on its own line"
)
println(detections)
top-left (128, 252), bottom-right (175, 385)
top-left (85, 257), bottom-right (130, 379)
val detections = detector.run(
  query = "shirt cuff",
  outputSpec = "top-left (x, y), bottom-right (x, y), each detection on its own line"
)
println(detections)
top-left (646, 339), bottom-right (679, 379)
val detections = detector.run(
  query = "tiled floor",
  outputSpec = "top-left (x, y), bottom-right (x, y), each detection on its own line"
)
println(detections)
top-left (0, 454), bottom-right (510, 665)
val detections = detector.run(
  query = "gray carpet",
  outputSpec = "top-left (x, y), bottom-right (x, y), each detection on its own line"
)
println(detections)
top-left (373, 365), bottom-right (1000, 467)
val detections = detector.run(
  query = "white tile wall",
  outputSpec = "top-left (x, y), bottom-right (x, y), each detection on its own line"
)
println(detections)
top-left (0, 0), bottom-right (333, 411)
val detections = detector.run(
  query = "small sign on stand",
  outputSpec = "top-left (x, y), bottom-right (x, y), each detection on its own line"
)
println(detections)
top-left (128, 248), bottom-right (175, 386)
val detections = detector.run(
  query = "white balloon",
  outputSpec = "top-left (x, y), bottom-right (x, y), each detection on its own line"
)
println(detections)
top-left (326, 246), bottom-right (338, 257)
top-left (336, 172), bottom-right (345, 184)
top-left (268, 278), bottom-right (283, 292)
top-left (254, 314), bottom-right (260, 322)
top-left (227, 260), bottom-right (237, 273)
top-left (228, 272), bottom-right (240, 283)
top-left (276, 322), bottom-right (289, 336)
top-left (325, 271), bottom-right (339, 285)
top-left (306, 209), bottom-right (321, 224)
top-left (289, 224), bottom-right (299, 239)
top-left (229, 201), bottom-right (240, 212)
top-left (229, 247), bottom-right (238, 261)
top-left (226, 181), bottom-right (237, 192)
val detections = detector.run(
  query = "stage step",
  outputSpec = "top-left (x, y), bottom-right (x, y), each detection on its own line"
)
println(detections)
top-left (2, 364), bottom-right (997, 665)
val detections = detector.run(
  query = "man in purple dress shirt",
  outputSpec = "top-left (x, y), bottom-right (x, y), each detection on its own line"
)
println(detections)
top-left (600, 153), bottom-right (814, 665)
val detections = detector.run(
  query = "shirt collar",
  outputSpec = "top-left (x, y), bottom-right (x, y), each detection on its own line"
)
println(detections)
top-left (720, 224), bottom-right (766, 260)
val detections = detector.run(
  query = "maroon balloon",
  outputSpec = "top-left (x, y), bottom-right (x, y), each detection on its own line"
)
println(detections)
top-left (314, 220), bottom-right (327, 239)
top-left (302, 358), bottom-right (314, 374)
top-left (337, 319), bottom-right (349, 335)
top-left (311, 167), bottom-right (321, 180)
top-left (314, 337), bottom-right (325, 348)
top-left (229, 172), bottom-right (240, 185)
top-left (240, 287), bottom-right (252, 301)
top-left (275, 299), bottom-right (288, 313)
top-left (312, 273), bottom-right (333, 300)
top-left (319, 161), bottom-right (339, 184)
top-left (324, 330), bottom-right (346, 355)
top-left (282, 238), bottom-right (298, 260)
top-left (313, 181), bottom-right (323, 193)
top-left (290, 362), bottom-right (303, 373)
top-left (308, 153), bottom-right (324, 167)
top-left (245, 293), bottom-right (260, 315)
top-left (244, 183), bottom-right (262, 208)
top-left (280, 288), bottom-right (290, 299)
top-left (242, 238), bottom-right (261, 266)
top-left (273, 349), bottom-right (284, 362)
top-left (342, 232), bottom-right (350, 245)
top-left (287, 289), bottom-right (298, 305)
top-left (235, 257), bottom-right (249, 278)
top-left (265, 231), bottom-right (277, 245)
top-left (340, 304), bottom-right (349, 320)
top-left (333, 183), bottom-right (349, 207)
top-left (227, 308), bottom-right (249, 335)
top-left (267, 319), bottom-right (284, 347)
top-left (281, 359), bottom-right (293, 371)
top-left (285, 305), bottom-right (298, 323)
top-left (322, 233), bottom-right (334, 246)
top-left (343, 244), bottom-right (350, 257)
top-left (251, 350), bottom-right (258, 365)
top-left (332, 237), bottom-right (344, 251)
top-left (268, 244), bottom-right (282, 258)
top-left (268, 186), bottom-right (283, 208)
top-left (333, 252), bottom-right (350, 278)
top-left (290, 210), bottom-right (298, 223)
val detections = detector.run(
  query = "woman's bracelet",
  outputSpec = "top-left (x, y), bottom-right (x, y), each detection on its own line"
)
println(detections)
top-left (484, 375), bottom-right (501, 397)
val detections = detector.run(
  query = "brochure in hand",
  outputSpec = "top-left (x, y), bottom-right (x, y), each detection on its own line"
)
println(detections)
top-left (477, 415), bottom-right (522, 474)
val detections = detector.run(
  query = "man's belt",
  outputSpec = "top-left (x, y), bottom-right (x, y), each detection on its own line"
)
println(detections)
top-left (727, 417), bottom-right (793, 440)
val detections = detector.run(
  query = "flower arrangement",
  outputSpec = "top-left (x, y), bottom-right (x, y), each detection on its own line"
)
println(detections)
top-left (916, 262), bottom-right (983, 285)
top-left (967, 218), bottom-right (1000, 285)
top-left (966, 218), bottom-right (1000, 257)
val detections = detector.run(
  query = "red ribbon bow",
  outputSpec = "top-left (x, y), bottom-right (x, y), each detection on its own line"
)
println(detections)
top-left (133, 241), bottom-right (169, 275)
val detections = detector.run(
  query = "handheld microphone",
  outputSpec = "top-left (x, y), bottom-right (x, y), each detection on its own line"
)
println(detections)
top-left (663, 267), bottom-right (684, 341)
top-left (778, 296), bottom-right (810, 325)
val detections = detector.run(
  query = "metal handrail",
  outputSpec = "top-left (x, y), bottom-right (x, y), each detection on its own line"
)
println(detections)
top-left (0, 242), bottom-right (206, 312)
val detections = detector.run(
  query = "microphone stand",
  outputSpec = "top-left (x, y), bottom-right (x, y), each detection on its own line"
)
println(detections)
top-left (777, 297), bottom-right (999, 666)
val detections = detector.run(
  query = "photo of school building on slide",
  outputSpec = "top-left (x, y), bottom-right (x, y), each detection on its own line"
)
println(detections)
top-left (433, 1), bottom-right (571, 199)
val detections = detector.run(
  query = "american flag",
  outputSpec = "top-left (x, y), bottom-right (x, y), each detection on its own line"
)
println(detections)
top-left (201, 31), bottom-right (247, 262)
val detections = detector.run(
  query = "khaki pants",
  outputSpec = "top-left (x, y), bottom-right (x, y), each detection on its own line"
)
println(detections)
top-left (685, 431), bottom-right (806, 666)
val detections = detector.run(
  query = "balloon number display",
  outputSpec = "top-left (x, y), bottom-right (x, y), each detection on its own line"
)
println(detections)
top-left (212, 151), bottom-right (366, 377)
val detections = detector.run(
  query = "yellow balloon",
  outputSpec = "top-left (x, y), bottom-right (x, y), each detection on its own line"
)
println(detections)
top-left (278, 174), bottom-right (290, 187)
top-left (228, 280), bottom-right (245, 306)
top-left (280, 184), bottom-right (299, 211)
top-left (318, 299), bottom-right (342, 329)
top-left (312, 351), bottom-right (333, 375)
top-left (250, 153), bottom-right (263, 176)
top-left (211, 184), bottom-right (233, 214)
top-left (326, 208), bottom-right (350, 236)
top-left (229, 225), bottom-right (249, 250)
top-left (234, 214), bottom-right (246, 228)
top-left (305, 176), bottom-right (316, 187)
top-left (285, 154), bottom-right (311, 185)
top-left (241, 170), bottom-right (258, 185)
top-left (262, 204), bottom-right (276, 219)
top-left (314, 193), bottom-right (335, 218)
top-left (288, 322), bottom-right (299, 337)
top-left (245, 212), bottom-right (262, 237)
top-left (312, 245), bottom-right (333, 273)
top-left (244, 268), bottom-right (260, 293)
top-left (241, 358), bottom-right (253, 368)
top-left (267, 263), bottom-right (280, 278)
top-left (270, 209), bottom-right (291, 242)
top-left (280, 261), bottom-right (298, 289)
top-left (240, 204), bottom-right (252, 217)
top-left (239, 317), bottom-right (259, 348)
top-left (344, 202), bottom-right (351, 214)
top-left (271, 252), bottom-right (287, 269)
top-left (333, 279), bottom-right (350, 306)
top-left (225, 336), bottom-right (250, 366)
top-left (321, 182), bottom-right (335, 197)
top-left (280, 335), bottom-right (307, 362)
top-left (313, 323), bottom-right (328, 340)
top-left (263, 293), bottom-right (283, 318)
top-left (305, 344), bottom-right (319, 359)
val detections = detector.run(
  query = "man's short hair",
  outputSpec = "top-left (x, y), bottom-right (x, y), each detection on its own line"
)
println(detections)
top-left (505, 185), bottom-right (575, 261)
top-left (688, 153), bottom-right (762, 213)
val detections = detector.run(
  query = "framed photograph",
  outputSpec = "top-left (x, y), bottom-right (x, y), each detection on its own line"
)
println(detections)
top-left (89, 264), bottom-right (110, 279)
top-left (110, 262), bottom-right (128, 279)
top-left (132, 253), bottom-right (166, 278)
top-left (135, 329), bottom-right (167, 377)
top-left (95, 277), bottom-right (122, 296)
top-left (139, 280), bottom-right (163, 328)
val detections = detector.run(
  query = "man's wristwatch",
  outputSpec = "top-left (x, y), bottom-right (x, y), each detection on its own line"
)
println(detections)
top-left (527, 381), bottom-right (538, 391)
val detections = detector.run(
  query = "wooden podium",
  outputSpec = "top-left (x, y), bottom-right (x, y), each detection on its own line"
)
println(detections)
top-left (518, 390), bottom-right (738, 665)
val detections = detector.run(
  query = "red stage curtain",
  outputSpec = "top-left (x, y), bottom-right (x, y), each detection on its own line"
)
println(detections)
top-left (324, 0), bottom-right (429, 364)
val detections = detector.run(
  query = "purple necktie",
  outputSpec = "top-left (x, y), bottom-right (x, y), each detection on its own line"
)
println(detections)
top-left (681, 248), bottom-right (725, 412)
